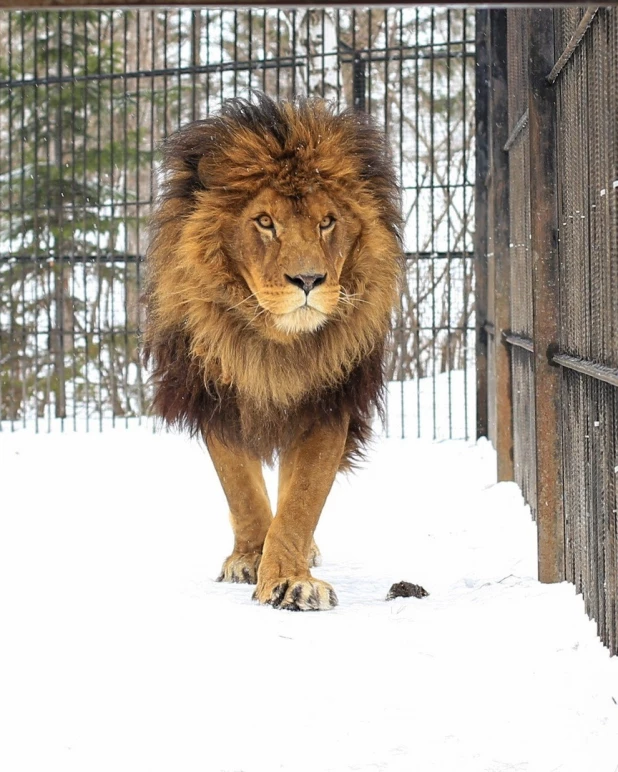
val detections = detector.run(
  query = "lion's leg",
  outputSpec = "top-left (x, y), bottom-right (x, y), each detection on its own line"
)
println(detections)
top-left (254, 417), bottom-right (348, 610)
top-left (277, 457), bottom-right (322, 569)
top-left (206, 434), bottom-right (273, 584)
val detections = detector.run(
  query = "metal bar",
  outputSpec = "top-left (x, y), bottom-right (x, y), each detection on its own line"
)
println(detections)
top-left (352, 54), bottom-right (366, 112)
top-left (33, 12), bottom-right (41, 432)
top-left (19, 12), bottom-right (28, 428)
top-left (134, 10), bottom-right (143, 425)
top-left (320, 9), bottom-right (326, 97)
top-left (95, 9), bottom-right (104, 431)
top-left (82, 11), bottom-right (90, 431)
top-left (414, 6), bottom-right (421, 438)
top-left (474, 9), bottom-right (489, 439)
top-left (402, 182), bottom-right (475, 191)
top-left (291, 7), bottom-right (297, 97)
top-left (462, 7), bottom-right (471, 440)
top-left (446, 7), bottom-right (453, 439)
top-left (70, 10), bottom-right (78, 431)
top-left (0, 0), bottom-right (492, 6)
top-left (547, 7), bottom-right (598, 84)
top-left (430, 7), bottom-right (437, 440)
top-left (553, 354), bottom-right (618, 389)
top-left (490, 9), bottom-right (514, 482)
top-left (382, 7), bottom-right (388, 140)
top-left (391, 325), bottom-right (476, 334)
top-left (109, 10), bottom-right (116, 429)
top-left (0, 251), bottom-right (474, 265)
top-left (504, 332), bottom-right (534, 353)
top-left (0, 327), bottom-right (143, 337)
top-left (44, 9), bottom-right (52, 431)
top-left (529, 7), bottom-right (565, 583)
top-left (8, 10), bottom-right (16, 430)
top-left (503, 108), bottom-right (528, 152)
top-left (0, 44), bottom-right (474, 91)
top-left (404, 251), bottom-right (475, 260)
top-left (122, 10), bottom-right (130, 429)
top-left (366, 8), bottom-right (372, 115)
top-left (398, 6), bottom-right (406, 440)
top-left (54, 11), bottom-right (66, 423)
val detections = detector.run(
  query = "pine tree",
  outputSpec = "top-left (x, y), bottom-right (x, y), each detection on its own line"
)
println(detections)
top-left (0, 10), bottom-right (154, 421)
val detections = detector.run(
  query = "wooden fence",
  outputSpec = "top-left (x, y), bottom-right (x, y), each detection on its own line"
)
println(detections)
top-left (477, 7), bottom-right (618, 654)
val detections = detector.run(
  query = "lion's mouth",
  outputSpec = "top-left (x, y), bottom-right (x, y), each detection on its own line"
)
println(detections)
top-left (250, 286), bottom-right (336, 335)
top-left (272, 305), bottom-right (328, 334)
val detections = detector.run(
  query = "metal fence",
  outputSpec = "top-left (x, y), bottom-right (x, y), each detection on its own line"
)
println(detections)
top-left (0, 7), bottom-right (476, 438)
top-left (478, 7), bottom-right (618, 654)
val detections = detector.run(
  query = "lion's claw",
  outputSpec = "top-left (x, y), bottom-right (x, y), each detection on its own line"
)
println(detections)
top-left (271, 582), bottom-right (289, 608)
top-left (254, 576), bottom-right (338, 611)
top-left (217, 552), bottom-right (261, 584)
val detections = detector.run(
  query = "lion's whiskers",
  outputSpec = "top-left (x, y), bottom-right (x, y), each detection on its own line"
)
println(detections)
top-left (228, 292), bottom-right (258, 311)
top-left (339, 290), bottom-right (373, 309)
top-left (242, 305), bottom-right (267, 330)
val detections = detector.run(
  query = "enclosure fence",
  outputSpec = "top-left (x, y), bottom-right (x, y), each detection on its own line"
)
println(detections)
top-left (0, 7), bottom-right (476, 439)
top-left (478, 7), bottom-right (618, 654)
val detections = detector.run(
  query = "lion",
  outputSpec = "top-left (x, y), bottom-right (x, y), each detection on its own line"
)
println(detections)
top-left (143, 94), bottom-right (403, 611)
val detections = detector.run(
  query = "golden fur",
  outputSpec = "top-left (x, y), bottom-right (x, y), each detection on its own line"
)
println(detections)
top-left (143, 95), bottom-right (403, 610)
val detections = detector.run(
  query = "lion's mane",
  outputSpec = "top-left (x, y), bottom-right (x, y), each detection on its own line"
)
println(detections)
top-left (143, 95), bottom-right (403, 467)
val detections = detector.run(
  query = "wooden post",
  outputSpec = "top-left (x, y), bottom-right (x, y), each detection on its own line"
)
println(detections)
top-left (528, 8), bottom-right (565, 583)
top-left (489, 10), bottom-right (514, 481)
top-left (474, 9), bottom-right (489, 440)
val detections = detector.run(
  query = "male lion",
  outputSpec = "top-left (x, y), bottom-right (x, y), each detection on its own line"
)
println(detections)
top-left (143, 95), bottom-right (403, 610)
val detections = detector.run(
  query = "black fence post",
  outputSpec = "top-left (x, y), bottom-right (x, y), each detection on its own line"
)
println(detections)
top-left (489, 10), bottom-right (514, 481)
top-left (528, 9), bottom-right (566, 583)
top-left (352, 54), bottom-right (366, 113)
top-left (474, 9), bottom-right (489, 439)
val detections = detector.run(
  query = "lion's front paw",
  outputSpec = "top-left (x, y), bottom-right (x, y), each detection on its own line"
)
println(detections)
top-left (217, 551), bottom-right (261, 584)
top-left (253, 576), bottom-right (338, 611)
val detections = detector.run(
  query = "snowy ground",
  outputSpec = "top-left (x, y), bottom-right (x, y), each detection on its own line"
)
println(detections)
top-left (2, 426), bottom-right (618, 772)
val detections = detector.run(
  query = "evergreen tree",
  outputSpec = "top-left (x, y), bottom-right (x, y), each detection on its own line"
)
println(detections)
top-left (0, 11), bottom-right (154, 421)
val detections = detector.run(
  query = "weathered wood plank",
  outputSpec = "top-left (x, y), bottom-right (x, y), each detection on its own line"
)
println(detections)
top-left (528, 7), bottom-right (565, 583)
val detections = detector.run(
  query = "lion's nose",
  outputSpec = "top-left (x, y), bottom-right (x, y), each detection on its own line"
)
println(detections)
top-left (285, 273), bottom-right (326, 294)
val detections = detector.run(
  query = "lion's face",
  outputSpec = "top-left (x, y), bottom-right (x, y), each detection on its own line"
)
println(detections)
top-left (229, 188), bottom-right (361, 336)
top-left (146, 96), bottom-right (402, 416)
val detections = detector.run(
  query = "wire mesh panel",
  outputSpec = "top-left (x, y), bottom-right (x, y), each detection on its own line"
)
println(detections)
top-left (554, 6), bottom-right (618, 654)
top-left (0, 8), bottom-right (476, 437)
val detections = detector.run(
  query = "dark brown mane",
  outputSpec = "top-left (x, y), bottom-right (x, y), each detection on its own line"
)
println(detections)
top-left (155, 93), bottom-right (400, 222)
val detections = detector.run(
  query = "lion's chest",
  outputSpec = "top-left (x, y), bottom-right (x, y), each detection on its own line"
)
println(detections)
top-left (208, 331), bottom-right (343, 411)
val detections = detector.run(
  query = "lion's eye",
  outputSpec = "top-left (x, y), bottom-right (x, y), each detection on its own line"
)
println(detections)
top-left (319, 215), bottom-right (335, 231)
top-left (255, 214), bottom-right (274, 230)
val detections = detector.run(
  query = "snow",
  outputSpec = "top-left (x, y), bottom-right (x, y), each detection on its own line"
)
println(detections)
top-left (384, 369), bottom-right (475, 440)
top-left (2, 426), bottom-right (618, 772)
